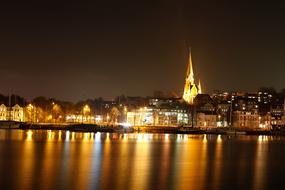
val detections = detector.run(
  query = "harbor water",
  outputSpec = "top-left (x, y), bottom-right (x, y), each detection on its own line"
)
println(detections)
top-left (0, 129), bottom-right (284, 190)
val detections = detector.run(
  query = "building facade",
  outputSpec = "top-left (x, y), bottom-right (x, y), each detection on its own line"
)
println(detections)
top-left (126, 107), bottom-right (189, 126)
top-left (233, 110), bottom-right (259, 128)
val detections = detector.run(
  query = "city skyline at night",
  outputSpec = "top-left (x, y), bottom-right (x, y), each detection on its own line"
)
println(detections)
top-left (2, 2), bottom-right (285, 190)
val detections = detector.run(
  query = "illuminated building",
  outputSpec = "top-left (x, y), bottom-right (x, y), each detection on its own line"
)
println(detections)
top-left (65, 114), bottom-right (96, 124)
top-left (194, 94), bottom-right (218, 127)
top-left (0, 104), bottom-right (7, 120)
top-left (126, 107), bottom-right (189, 126)
top-left (8, 104), bottom-right (24, 122)
top-left (127, 107), bottom-right (154, 126)
top-left (0, 104), bottom-right (25, 122)
top-left (231, 92), bottom-right (259, 112)
top-left (197, 113), bottom-right (217, 128)
top-left (216, 102), bottom-right (231, 127)
top-left (232, 110), bottom-right (259, 128)
top-left (182, 50), bottom-right (202, 104)
top-left (270, 102), bottom-right (285, 128)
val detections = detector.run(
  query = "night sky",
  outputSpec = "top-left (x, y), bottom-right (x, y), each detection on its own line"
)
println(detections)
top-left (1, 1), bottom-right (285, 101)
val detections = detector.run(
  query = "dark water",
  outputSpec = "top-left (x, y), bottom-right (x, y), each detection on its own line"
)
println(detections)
top-left (0, 130), bottom-right (285, 190)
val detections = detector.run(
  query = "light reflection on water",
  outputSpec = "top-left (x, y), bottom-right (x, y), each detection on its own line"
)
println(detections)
top-left (0, 129), bottom-right (285, 190)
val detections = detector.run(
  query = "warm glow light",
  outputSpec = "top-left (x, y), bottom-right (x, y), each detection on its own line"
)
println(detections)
top-left (71, 132), bottom-right (75, 141)
top-left (48, 130), bottom-right (52, 141)
top-left (66, 131), bottom-right (70, 141)
top-left (258, 135), bottom-right (268, 142)
top-left (203, 134), bottom-right (207, 143)
top-left (217, 135), bottom-right (222, 143)
top-left (165, 134), bottom-right (169, 141)
top-left (26, 130), bottom-right (33, 141)
top-left (83, 105), bottom-right (91, 115)
top-left (58, 131), bottom-right (62, 141)
top-left (106, 133), bottom-right (110, 142)
top-left (83, 133), bottom-right (90, 142)
top-left (95, 132), bottom-right (101, 142)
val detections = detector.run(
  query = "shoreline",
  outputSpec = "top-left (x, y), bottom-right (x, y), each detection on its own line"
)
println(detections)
top-left (0, 122), bottom-right (283, 136)
top-left (0, 121), bottom-right (285, 136)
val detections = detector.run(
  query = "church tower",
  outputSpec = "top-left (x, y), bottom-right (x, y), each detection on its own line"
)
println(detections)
top-left (183, 50), bottom-right (202, 104)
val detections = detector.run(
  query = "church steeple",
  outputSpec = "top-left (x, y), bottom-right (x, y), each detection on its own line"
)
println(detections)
top-left (187, 50), bottom-right (195, 84)
top-left (183, 49), bottom-right (202, 104)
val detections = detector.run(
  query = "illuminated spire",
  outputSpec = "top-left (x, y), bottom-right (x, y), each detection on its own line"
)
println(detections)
top-left (198, 80), bottom-right (202, 94)
top-left (183, 48), bottom-right (198, 104)
top-left (187, 50), bottom-right (195, 84)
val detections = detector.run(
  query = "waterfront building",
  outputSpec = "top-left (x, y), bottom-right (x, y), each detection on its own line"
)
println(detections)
top-left (216, 102), bottom-right (231, 127)
top-left (193, 94), bottom-right (217, 127)
top-left (126, 107), bottom-right (189, 126)
top-left (270, 102), bottom-right (284, 128)
top-left (65, 114), bottom-right (96, 124)
top-left (259, 113), bottom-right (272, 129)
top-left (0, 104), bottom-right (7, 121)
top-left (197, 112), bottom-right (217, 128)
top-left (232, 110), bottom-right (259, 128)
top-left (127, 107), bottom-right (154, 126)
top-left (182, 51), bottom-right (202, 104)
top-left (9, 104), bottom-right (24, 122)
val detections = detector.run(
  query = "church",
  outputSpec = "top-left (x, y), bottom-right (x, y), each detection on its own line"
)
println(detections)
top-left (182, 51), bottom-right (202, 104)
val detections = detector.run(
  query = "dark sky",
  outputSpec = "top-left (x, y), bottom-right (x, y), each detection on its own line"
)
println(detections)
top-left (1, 1), bottom-right (285, 101)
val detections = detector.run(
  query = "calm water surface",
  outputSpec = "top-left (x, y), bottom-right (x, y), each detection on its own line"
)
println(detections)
top-left (0, 129), bottom-right (285, 190)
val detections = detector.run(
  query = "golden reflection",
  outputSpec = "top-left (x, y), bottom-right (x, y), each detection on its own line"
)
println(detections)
top-left (258, 135), bottom-right (268, 142)
top-left (175, 135), bottom-right (207, 190)
top-left (200, 136), bottom-right (208, 190)
top-left (95, 132), bottom-right (101, 142)
top-left (164, 134), bottom-right (169, 142)
top-left (122, 133), bottom-right (128, 143)
top-left (106, 133), bottom-right (110, 142)
top-left (71, 132), bottom-right (75, 141)
top-left (217, 135), bottom-right (222, 144)
top-left (83, 133), bottom-right (90, 142)
top-left (212, 135), bottom-right (223, 189)
top-left (253, 136), bottom-right (268, 190)
top-left (183, 134), bottom-right (189, 142)
top-left (137, 133), bottom-right (143, 142)
top-left (58, 131), bottom-right (62, 141)
top-left (177, 134), bottom-right (183, 142)
top-left (26, 130), bottom-right (33, 141)
top-left (130, 135), bottom-right (151, 190)
top-left (203, 134), bottom-right (207, 143)
top-left (17, 131), bottom-right (34, 190)
top-left (47, 130), bottom-right (53, 141)
top-left (66, 131), bottom-right (70, 141)
top-left (100, 134), bottom-right (112, 188)
top-left (136, 134), bottom-right (154, 143)
top-left (159, 138), bottom-right (170, 189)
top-left (115, 133), bottom-right (130, 189)
top-left (41, 134), bottom-right (59, 189)
top-left (75, 136), bottom-right (94, 190)
top-left (90, 132), bottom-right (94, 141)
